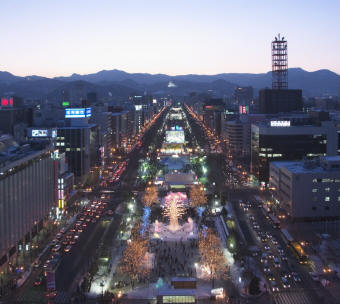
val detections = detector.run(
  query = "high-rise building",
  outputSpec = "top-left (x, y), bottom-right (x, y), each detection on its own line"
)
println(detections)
top-left (0, 136), bottom-right (57, 270)
top-left (251, 118), bottom-right (340, 185)
top-left (259, 89), bottom-right (302, 114)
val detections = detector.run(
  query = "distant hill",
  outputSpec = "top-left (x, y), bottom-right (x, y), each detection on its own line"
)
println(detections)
top-left (0, 68), bottom-right (339, 99)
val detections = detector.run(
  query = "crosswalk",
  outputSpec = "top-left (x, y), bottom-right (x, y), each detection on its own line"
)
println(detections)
top-left (274, 290), bottom-right (313, 304)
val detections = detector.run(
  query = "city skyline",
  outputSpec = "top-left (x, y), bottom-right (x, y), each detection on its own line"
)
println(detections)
top-left (1, 0), bottom-right (340, 77)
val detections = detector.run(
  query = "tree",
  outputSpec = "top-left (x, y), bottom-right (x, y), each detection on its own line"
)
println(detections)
top-left (141, 186), bottom-right (158, 207)
top-left (199, 228), bottom-right (227, 287)
top-left (119, 237), bottom-right (150, 287)
top-left (189, 184), bottom-right (207, 207)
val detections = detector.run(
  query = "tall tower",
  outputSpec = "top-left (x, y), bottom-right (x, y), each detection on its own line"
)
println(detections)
top-left (272, 34), bottom-right (288, 90)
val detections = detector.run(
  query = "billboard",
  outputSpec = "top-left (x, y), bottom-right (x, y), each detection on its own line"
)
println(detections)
top-left (239, 105), bottom-right (249, 114)
top-left (65, 108), bottom-right (92, 118)
top-left (61, 101), bottom-right (70, 107)
top-left (165, 131), bottom-right (185, 144)
top-left (270, 120), bottom-right (290, 127)
top-left (32, 129), bottom-right (48, 137)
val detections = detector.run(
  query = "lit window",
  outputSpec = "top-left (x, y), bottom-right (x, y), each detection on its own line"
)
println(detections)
top-left (61, 142), bottom-right (65, 146)
top-left (325, 187), bottom-right (330, 192)
top-left (56, 142), bottom-right (60, 146)
top-left (322, 179), bottom-right (331, 183)
top-left (325, 197), bottom-right (330, 202)
top-left (66, 148), bottom-right (70, 151)
top-left (76, 148), bottom-right (81, 151)
top-left (338, 197), bottom-right (340, 201)
top-left (312, 179), bottom-right (317, 183)
top-left (312, 189), bottom-right (318, 193)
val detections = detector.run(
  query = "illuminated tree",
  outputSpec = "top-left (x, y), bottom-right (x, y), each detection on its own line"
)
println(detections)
top-left (199, 228), bottom-right (227, 287)
top-left (189, 184), bottom-right (207, 207)
top-left (119, 237), bottom-right (150, 287)
top-left (141, 186), bottom-right (158, 207)
top-left (163, 192), bottom-right (186, 231)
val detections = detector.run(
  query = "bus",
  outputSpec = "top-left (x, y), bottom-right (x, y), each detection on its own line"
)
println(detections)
top-left (268, 213), bottom-right (280, 229)
top-left (290, 241), bottom-right (308, 264)
top-left (281, 229), bottom-right (308, 264)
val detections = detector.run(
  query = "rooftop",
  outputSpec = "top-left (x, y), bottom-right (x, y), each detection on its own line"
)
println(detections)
top-left (271, 156), bottom-right (340, 174)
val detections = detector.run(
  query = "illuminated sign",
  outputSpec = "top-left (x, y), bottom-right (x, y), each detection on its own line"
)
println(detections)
top-left (65, 108), bottom-right (92, 118)
top-left (1, 97), bottom-right (13, 107)
top-left (239, 105), bottom-right (249, 114)
top-left (152, 98), bottom-right (157, 104)
top-left (51, 130), bottom-right (57, 138)
top-left (270, 121), bottom-right (291, 127)
top-left (165, 131), bottom-right (185, 143)
top-left (134, 105), bottom-right (142, 111)
top-left (32, 129), bottom-right (48, 137)
top-left (62, 101), bottom-right (70, 107)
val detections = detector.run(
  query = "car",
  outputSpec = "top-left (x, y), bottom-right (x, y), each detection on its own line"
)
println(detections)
top-left (34, 276), bottom-right (43, 286)
top-left (82, 222), bottom-right (87, 227)
top-left (274, 257), bottom-right (281, 268)
top-left (292, 272), bottom-right (301, 282)
top-left (33, 260), bottom-right (41, 268)
top-left (52, 245), bottom-right (61, 252)
top-left (92, 219), bottom-right (97, 223)
top-left (77, 228), bottom-right (83, 233)
top-left (64, 245), bottom-right (72, 253)
top-left (272, 238), bottom-right (278, 245)
top-left (264, 263), bottom-right (270, 273)
top-left (249, 215), bottom-right (255, 221)
top-left (267, 273), bottom-right (276, 281)
top-left (281, 254), bottom-right (288, 261)
top-left (309, 272), bottom-right (319, 282)
top-left (268, 251), bottom-right (274, 259)
top-left (69, 239), bottom-right (76, 245)
top-left (277, 245), bottom-right (284, 255)
top-left (281, 277), bottom-right (291, 288)
top-left (281, 270), bottom-right (291, 279)
top-left (60, 228), bottom-right (66, 234)
top-left (264, 244), bottom-right (270, 251)
top-left (266, 232), bottom-right (272, 239)
top-left (271, 280), bottom-right (279, 292)
top-left (70, 228), bottom-right (76, 233)
top-left (43, 260), bottom-right (50, 269)
top-left (56, 233), bottom-right (63, 240)
top-left (62, 240), bottom-right (68, 246)
top-left (51, 239), bottom-right (58, 246)
top-left (45, 290), bottom-right (57, 299)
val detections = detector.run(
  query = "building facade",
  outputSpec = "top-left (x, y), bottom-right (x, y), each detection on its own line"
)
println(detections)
top-left (270, 157), bottom-right (340, 220)
top-left (0, 140), bottom-right (57, 268)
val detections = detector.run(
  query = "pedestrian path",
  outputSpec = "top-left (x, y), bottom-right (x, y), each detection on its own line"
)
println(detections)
top-left (274, 290), bottom-right (313, 304)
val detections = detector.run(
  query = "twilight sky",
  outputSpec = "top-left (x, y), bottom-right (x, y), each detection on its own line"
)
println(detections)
top-left (1, 0), bottom-right (339, 77)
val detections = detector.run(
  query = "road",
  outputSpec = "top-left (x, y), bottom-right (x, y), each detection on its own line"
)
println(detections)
top-left (7, 107), bottom-right (169, 303)
top-left (184, 105), bottom-right (338, 304)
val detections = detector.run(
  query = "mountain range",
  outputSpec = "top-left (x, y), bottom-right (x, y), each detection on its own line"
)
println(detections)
top-left (0, 68), bottom-right (339, 101)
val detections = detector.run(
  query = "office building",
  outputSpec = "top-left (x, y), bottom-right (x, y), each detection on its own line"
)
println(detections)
top-left (251, 119), bottom-right (340, 185)
top-left (270, 157), bottom-right (340, 220)
top-left (0, 136), bottom-right (57, 269)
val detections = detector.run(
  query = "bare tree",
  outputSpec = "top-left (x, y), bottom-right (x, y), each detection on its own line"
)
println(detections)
top-left (141, 186), bottom-right (158, 207)
top-left (199, 228), bottom-right (227, 287)
top-left (189, 184), bottom-right (207, 207)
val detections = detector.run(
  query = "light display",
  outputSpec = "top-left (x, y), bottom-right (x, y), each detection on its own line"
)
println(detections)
top-left (165, 130), bottom-right (185, 143)
top-left (163, 192), bottom-right (187, 231)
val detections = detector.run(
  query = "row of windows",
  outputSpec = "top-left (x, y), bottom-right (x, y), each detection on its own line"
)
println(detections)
top-left (312, 196), bottom-right (340, 201)
top-left (259, 153), bottom-right (283, 158)
top-left (312, 178), bottom-right (340, 183)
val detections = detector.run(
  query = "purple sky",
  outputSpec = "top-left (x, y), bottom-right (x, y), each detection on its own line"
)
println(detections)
top-left (1, 0), bottom-right (339, 77)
